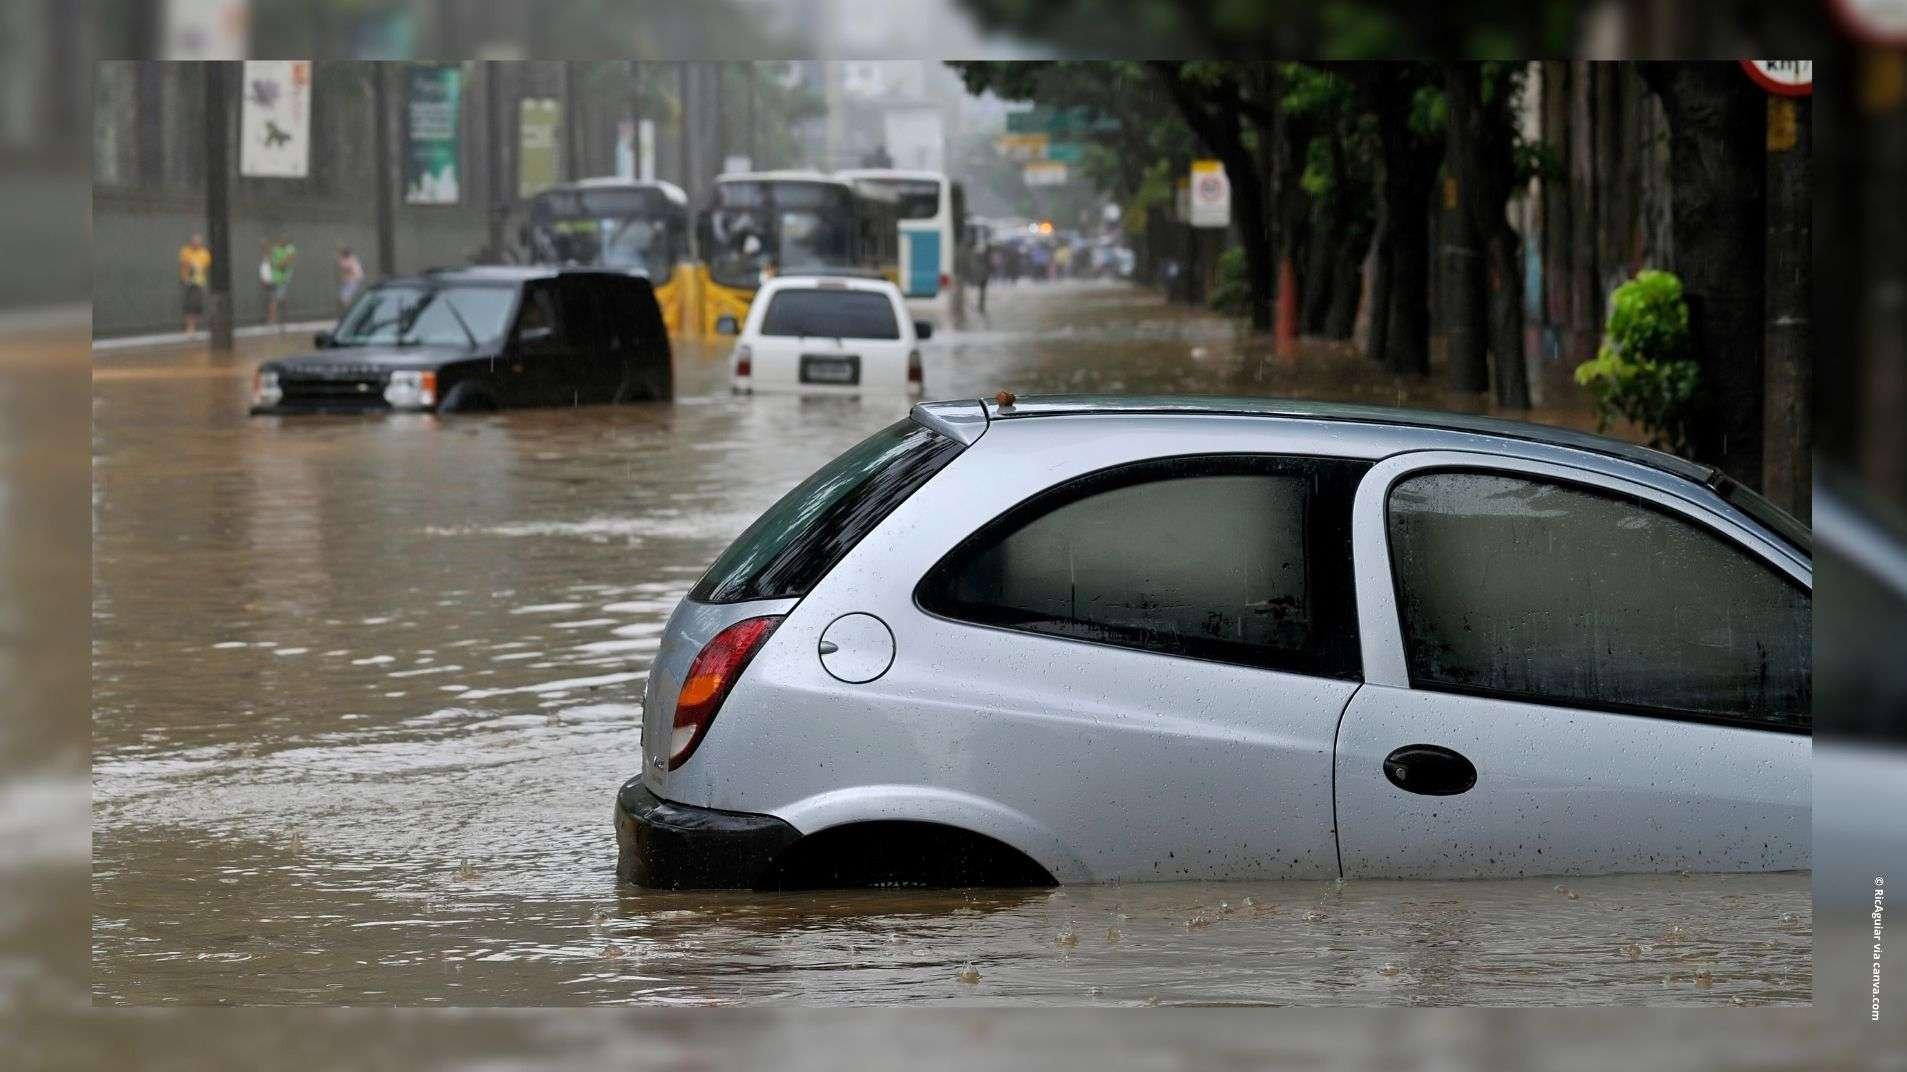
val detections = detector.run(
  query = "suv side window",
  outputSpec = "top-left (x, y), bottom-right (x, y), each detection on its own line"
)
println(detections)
top-left (1386, 470), bottom-right (1811, 730)
top-left (919, 455), bottom-right (1368, 680)
top-left (513, 281), bottom-right (564, 355)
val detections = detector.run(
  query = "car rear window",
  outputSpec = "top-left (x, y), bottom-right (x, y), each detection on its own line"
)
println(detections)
top-left (689, 418), bottom-right (963, 604)
top-left (759, 288), bottom-right (900, 340)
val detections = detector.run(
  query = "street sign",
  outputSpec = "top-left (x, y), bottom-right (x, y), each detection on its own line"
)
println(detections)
top-left (1023, 161), bottom-right (1068, 187)
top-left (1005, 107), bottom-right (1120, 137)
top-left (1189, 159), bottom-right (1230, 228)
top-left (1045, 141), bottom-right (1084, 163)
top-left (995, 133), bottom-right (1049, 161)
top-left (238, 60), bottom-right (310, 178)
top-left (1740, 60), bottom-right (1813, 97)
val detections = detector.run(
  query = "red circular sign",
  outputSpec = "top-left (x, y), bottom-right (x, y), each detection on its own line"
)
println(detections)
top-left (1740, 60), bottom-right (1813, 97)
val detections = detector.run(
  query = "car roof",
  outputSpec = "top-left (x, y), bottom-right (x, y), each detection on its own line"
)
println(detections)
top-left (385, 265), bottom-right (646, 287)
top-left (762, 272), bottom-right (901, 295)
top-left (534, 177), bottom-right (690, 204)
top-left (917, 394), bottom-right (1715, 483)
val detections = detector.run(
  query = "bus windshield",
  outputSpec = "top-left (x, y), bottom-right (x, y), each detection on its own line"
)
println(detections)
top-left (709, 180), bottom-right (856, 288)
top-left (526, 186), bottom-right (683, 277)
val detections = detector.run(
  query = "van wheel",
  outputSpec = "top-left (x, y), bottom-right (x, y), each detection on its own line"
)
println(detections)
top-left (438, 382), bottom-right (498, 413)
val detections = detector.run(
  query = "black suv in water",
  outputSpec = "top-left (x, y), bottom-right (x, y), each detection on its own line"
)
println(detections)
top-left (250, 266), bottom-right (672, 415)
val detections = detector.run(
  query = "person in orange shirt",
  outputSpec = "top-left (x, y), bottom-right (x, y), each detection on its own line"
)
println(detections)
top-left (178, 233), bottom-right (211, 333)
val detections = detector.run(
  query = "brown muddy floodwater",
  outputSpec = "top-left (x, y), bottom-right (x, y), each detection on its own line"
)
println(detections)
top-left (90, 281), bottom-right (1809, 1006)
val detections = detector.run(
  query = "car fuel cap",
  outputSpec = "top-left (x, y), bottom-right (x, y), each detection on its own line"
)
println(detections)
top-left (817, 613), bottom-right (894, 684)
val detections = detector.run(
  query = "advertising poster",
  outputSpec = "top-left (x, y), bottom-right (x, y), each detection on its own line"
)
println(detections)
top-left (238, 59), bottom-right (310, 177)
top-left (404, 64), bottom-right (462, 204)
top-left (518, 97), bottom-right (561, 198)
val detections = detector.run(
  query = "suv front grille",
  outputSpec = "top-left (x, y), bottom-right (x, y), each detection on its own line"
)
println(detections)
top-left (280, 366), bottom-right (390, 406)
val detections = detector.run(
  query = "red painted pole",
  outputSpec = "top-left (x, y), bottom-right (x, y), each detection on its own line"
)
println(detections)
top-left (1275, 255), bottom-right (1298, 358)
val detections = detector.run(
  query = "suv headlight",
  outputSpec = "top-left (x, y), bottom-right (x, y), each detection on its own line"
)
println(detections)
top-left (384, 369), bottom-right (437, 410)
top-left (251, 369), bottom-right (281, 407)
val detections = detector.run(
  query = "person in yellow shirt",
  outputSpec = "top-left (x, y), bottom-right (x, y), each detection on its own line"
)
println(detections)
top-left (178, 233), bottom-right (211, 334)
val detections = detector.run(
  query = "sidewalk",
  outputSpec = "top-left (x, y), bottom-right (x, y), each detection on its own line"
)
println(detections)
top-left (92, 319), bottom-right (335, 355)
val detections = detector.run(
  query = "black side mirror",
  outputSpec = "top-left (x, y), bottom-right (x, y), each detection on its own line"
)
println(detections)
top-left (715, 315), bottom-right (739, 336)
top-left (313, 331), bottom-right (333, 348)
top-left (913, 320), bottom-right (934, 341)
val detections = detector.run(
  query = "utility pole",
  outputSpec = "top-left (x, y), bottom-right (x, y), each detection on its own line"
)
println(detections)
top-left (373, 64), bottom-right (396, 277)
top-left (203, 61), bottom-right (234, 351)
top-left (744, 62), bottom-right (757, 167)
top-left (485, 60), bottom-right (506, 261)
top-left (1763, 92), bottom-right (1811, 520)
top-left (562, 61), bottom-right (582, 181)
top-left (678, 63), bottom-right (693, 192)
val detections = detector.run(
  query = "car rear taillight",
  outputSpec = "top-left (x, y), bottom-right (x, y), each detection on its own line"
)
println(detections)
top-left (906, 349), bottom-right (922, 384)
top-left (734, 345), bottom-right (752, 378)
top-left (938, 272), bottom-right (950, 290)
top-left (669, 615), bottom-right (782, 770)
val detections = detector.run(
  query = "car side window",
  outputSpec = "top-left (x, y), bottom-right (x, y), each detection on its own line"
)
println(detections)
top-left (513, 282), bottom-right (562, 354)
top-left (1386, 470), bottom-right (1811, 730)
top-left (918, 455), bottom-right (1368, 680)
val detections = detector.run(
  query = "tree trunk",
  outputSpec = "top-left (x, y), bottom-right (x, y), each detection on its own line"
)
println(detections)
top-left (1365, 206), bottom-right (1393, 364)
top-left (1371, 74), bottom-right (1435, 375)
top-left (1440, 68), bottom-right (1491, 393)
top-left (1762, 94), bottom-right (1810, 520)
top-left (1641, 63), bottom-right (1768, 484)
top-left (1152, 63), bottom-right (1273, 332)
top-left (1449, 63), bottom-right (1531, 408)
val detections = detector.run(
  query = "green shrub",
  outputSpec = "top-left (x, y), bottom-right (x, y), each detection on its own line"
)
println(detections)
top-left (1574, 269), bottom-right (1700, 455)
top-left (1209, 245), bottom-right (1250, 315)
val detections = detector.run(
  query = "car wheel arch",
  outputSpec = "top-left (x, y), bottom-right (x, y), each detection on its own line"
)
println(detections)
top-left (772, 784), bottom-right (1094, 884)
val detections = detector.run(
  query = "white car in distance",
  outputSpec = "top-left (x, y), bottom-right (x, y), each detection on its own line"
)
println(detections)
top-left (719, 273), bottom-right (929, 396)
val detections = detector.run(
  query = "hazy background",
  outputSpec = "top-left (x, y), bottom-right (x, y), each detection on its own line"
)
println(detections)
top-left (5, 1), bottom-right (1901, 1064)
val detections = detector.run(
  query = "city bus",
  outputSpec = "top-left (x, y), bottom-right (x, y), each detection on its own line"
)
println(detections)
top-left (698, 170), bottom-right (896, 337)
top-left (521, 178), bottom-right (694, 334)
top-left (836, 168), bottom-right (966, 322)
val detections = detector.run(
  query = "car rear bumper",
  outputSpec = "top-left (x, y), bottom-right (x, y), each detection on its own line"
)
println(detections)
top-left (614, 776), bottom-right (802, 889)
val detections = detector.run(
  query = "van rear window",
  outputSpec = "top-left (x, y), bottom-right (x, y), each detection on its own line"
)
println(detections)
top-left (689, 419), bottom-right (963, 604)
top-left (759, 289), bottom-right (900, 340)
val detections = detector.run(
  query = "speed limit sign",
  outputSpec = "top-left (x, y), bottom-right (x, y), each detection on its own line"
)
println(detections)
top-left (1740, 60), bottom-right (1813, 97)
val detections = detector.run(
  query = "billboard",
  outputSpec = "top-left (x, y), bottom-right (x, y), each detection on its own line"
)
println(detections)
top-left (238, 60), bottom-right (310, 178)
top-left (518, 98), bottom-right (561, 198)
top-left (403, 65), bottom-right (462, 204)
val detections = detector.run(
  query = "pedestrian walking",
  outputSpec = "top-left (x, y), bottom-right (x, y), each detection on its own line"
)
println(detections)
top-left (966, 239), bottom-right (990, 316)
top-left (263, 234), bottom-right (297, 327)
top-left (178, 232), bottom-right (210, 334)
top-left (335, 245), bottom-right (364, 310)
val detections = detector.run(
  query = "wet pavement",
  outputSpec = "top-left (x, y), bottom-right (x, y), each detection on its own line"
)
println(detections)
top-left (90, 280), bottom-right (1809, 1006)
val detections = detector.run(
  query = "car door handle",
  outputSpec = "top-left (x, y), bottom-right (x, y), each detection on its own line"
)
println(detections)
top-left (1382, 744), bottom-right (1477, 796)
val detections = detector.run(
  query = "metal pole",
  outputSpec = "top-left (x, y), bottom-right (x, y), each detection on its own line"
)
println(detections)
top-left (562, 60), bottom-right (582, 181)
top-left (373, 64), bottom-right (396, 277)
top-left (485, 60), bottom-right (505, 261)
top-left (745, 62), bottom-right (757, 166)
top-left (678, 63), bottom-right (692, 191)
top-left (203, 62), bottom-right (234, 351)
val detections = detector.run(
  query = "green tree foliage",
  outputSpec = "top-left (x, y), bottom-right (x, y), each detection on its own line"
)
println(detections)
top-left (1574, 269), bottom-right (1702, 454)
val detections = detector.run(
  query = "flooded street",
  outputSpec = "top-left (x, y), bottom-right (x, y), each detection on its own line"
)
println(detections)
top-left (91, 281), bottom-right (1809, 1006)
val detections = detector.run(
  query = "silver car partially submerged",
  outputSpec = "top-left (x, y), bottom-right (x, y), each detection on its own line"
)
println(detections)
top-left (616, 396), bottom-right (1811, 889)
